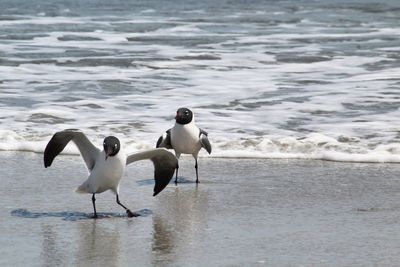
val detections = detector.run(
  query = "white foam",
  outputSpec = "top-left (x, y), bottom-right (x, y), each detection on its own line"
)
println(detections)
top-left (1, 9), bottom-right (400, 165)
top-left (1, 130), bottom-right (400, 164)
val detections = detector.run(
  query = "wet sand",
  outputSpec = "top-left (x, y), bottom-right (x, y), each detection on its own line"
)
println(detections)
top-left (2, 152), bottom-right (400, 266)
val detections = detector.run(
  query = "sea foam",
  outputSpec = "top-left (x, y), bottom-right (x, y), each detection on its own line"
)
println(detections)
top-left (2, 130), bottom-right (400, 163)
top-left (1, 3), bottom-right (400, 164)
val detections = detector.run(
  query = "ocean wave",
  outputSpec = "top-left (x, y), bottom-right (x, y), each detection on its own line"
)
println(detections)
top-left (1, 1), bottom-right (400, 166)
top-left (2, 131), bottom-right (400, 163)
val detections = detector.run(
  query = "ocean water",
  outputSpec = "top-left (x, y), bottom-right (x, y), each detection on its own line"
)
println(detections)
top-left (1, 0), bottom-right (400, 162)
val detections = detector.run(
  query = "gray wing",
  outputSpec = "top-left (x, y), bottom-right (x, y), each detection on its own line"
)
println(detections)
top-left (156, 129), bottom-right (172, 149)
top-left (199, 129), bottom-right (212, 154)
top-left (126, 148), bottom-right (178, 196)
top-left (44, 129), bottom-right (100, 171)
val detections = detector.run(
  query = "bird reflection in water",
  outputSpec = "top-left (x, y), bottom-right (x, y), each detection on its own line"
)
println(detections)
top-left (75, 220), bottom-right (121, 267)
top-left (151, 185), bottom-right (210, 264)
top-left (40, 225), bottom-right (67, 266)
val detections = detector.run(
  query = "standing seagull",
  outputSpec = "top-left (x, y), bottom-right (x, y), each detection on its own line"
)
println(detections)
top-left (44, 129), bottom-right (178, 218)
top-left (156, 108), bottom-right (212, 184)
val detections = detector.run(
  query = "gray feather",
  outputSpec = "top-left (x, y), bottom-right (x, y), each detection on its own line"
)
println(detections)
top-left (199, 129), bottom-right (212, 154)
top-left (126, 148), bottom-right (178, 196)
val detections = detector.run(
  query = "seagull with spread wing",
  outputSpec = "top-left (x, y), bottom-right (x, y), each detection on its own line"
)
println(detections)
top-left (44, 129), bottom-right (178, 218)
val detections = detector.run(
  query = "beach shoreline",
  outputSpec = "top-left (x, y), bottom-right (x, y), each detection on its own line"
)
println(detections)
top-left (2, 151), bottom-right (400, 266)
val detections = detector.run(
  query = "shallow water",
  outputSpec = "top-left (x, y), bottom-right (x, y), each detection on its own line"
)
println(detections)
top-left (0, 0), bottom-right (400, 161)
top-left (2, 152), bottom-right (400, 266)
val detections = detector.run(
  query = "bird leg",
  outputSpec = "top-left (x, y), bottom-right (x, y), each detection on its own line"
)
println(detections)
top-left (116, 194), bottom-right (137, 217)
top-left (92, 193), bottom-right (98, 218)
top-left (195, 158), bottom-right (199, 184)
top-left (175, 165), bottom-right (179, 185)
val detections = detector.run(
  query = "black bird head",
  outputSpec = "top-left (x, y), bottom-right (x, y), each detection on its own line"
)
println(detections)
top-left (103, 136), bottom-right (120, 160)
top-left (175, 107), bottom-right (193, 125)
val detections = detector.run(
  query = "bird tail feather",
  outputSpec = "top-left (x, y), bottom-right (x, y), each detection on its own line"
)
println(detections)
top-left (75, 181), bottom-right (90, 194)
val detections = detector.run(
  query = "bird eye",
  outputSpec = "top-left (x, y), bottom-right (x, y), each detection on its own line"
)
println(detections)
top-left (115, 144), bottom-right (118, 148)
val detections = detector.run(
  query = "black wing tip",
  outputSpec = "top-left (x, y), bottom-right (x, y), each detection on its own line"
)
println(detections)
top-left (43, 145), bottom-right (53, 168)
top-left (156, 136), bottom-right (163, 148)
top-left (153, 183), bottom-right (169, 197)
top-left (151, 148), bottom-right (178, 196)
top-left (153, 184), bottom-right (165, 196)
top-left (43, 129), bottom-right (79, 169)
top-left (44, 156), bottom-right (53, 167)
top-left (207, 144), bottom-right (212, 154)
top-left (153, 172), bottom-right (173, 196)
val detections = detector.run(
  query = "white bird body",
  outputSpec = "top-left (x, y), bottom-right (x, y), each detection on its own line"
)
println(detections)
top-left (157, 108), bottom-right (212, 183)
top-left (171, 120), bottom-right (201, 157)
top-left (76, 150), bottom-right (125, 195)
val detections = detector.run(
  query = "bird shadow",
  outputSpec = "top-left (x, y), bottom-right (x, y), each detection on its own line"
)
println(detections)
top-left (11, 208), bottom-right (152, 221)
top-left (175, 177), bottom-right (197, 184)
top-left (136, 176), bottom-right (196, 186)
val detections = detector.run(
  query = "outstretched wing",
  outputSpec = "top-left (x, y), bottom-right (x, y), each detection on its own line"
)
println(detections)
top-left (156, 129), bottom-right (173, 149)
top-left (44, 129), bottom-right (100, 171)
top-left (199, 129), bottom-right (212, 154)
top-left (126, 148), bottom-right (178, 196)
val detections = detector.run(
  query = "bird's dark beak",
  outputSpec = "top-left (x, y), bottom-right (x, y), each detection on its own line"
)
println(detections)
top-left (105, 147), bottom-right (112, 160)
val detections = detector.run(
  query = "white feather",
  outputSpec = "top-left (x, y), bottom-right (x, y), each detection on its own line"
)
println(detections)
top-left (76, 150), bottom-right (126, 194)
top-left (171, 120), bottom-right (201, 157)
